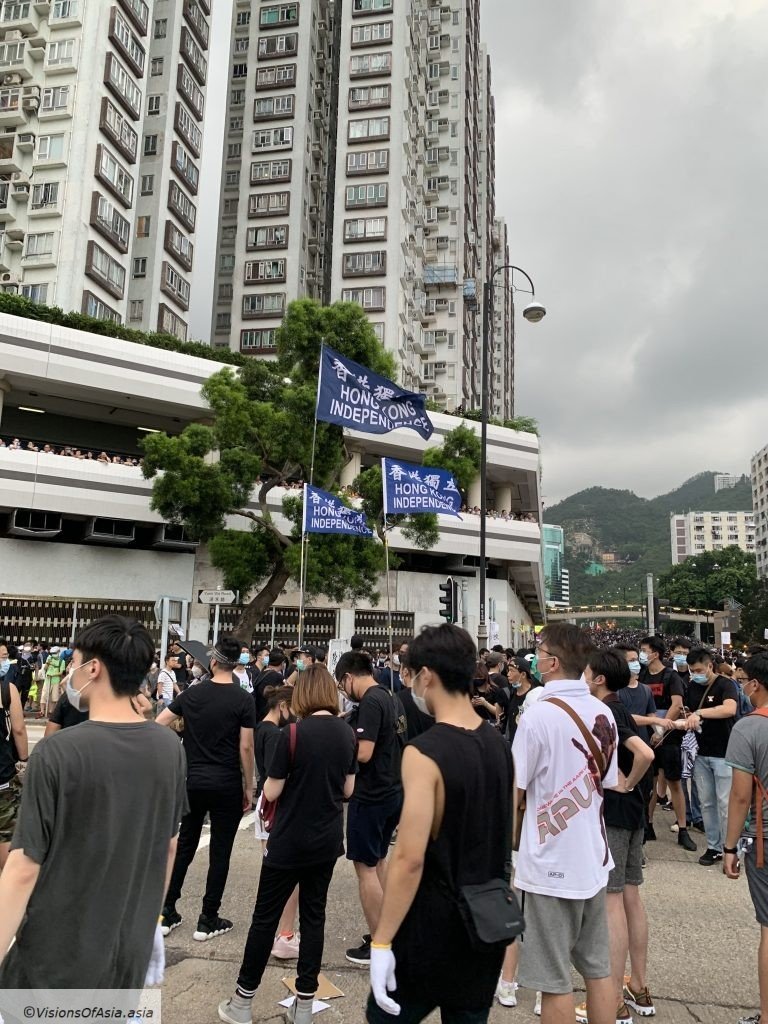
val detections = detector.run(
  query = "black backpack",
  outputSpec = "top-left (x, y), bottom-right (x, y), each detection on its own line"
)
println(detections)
top-left (0, 677), bottom-right (19, 762)
top-left (15, 659), bottom-right (33, 697)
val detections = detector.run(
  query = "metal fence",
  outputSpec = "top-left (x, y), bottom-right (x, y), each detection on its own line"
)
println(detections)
top-left (0, 596), bottom-right (160, 645)
top-left (210, 605), bottom-right (339, 648)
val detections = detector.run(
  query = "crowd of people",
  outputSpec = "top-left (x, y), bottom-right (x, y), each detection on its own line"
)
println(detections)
top-left (0, 435), bottom-right (142, 466)
top-left (0, 620), bottom-right (766, 1024)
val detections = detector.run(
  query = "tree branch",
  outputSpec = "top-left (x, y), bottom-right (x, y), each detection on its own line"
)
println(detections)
top-left (232, 505), bottom-right (291, 549)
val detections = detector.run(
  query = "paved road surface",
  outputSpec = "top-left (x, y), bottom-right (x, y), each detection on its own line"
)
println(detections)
top-left (161, 806), bottom-right (759, 1024)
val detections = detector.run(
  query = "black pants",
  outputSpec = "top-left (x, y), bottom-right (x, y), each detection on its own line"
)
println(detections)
top-left (237, 860), bottom-right (336, 995)
top-left (366, 994), bottom-right (489, 1023)
top-left (165, 787), bottom-right (243, 918)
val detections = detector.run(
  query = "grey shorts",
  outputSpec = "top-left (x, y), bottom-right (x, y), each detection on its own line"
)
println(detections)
top-left (517, 889), bottom-right (610, 995)
top-left (746, 843), bottom-right (768, 926)
top-left (607, 826), bottom-right (644, 893)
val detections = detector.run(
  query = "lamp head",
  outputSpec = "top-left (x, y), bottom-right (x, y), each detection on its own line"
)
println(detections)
top-left (522, 301), bottom-right (547, 324)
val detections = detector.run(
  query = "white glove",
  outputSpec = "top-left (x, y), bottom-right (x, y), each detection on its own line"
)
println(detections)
top-left (144, 924), bottom-right (165, 987)
top-left (370, 946), bottom-right (400, 1016)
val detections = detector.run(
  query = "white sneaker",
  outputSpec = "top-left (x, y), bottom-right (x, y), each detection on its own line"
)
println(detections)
top-left (495, 979), bottom-right (518, 1007)
top-left (534, 991), bottom-right (542, 1016)
top-left (271, 933), bottom-right (300, 959)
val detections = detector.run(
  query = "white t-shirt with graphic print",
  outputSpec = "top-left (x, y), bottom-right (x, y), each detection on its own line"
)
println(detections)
top-left (512, 678), bottom-right (619, 899)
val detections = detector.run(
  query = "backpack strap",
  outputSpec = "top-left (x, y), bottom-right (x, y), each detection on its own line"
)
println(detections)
top-left (288, 721), bottom-right (297, 765)
top-left (545, 697), bottom-right (608, 780)
top-left (745, 709), bottom-right (768, 867)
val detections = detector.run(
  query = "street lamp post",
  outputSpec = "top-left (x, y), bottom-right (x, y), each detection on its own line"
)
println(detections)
top-left (477, 265), bottom-right (546, 650)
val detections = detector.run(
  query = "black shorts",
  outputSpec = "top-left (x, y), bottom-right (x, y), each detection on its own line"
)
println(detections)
top-left (654, 741), bottom-right (683, 783)
top-left (346, 793), bottom-right (402, 867)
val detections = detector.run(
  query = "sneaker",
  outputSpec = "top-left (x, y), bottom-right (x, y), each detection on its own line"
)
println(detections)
top-left (345, 934), bottom-right (371, 965)
top-left (218, 998), bottom-right (252, 1024)
top-left (657, 796), bottom-right (673, 810)
top-left (495, 979), bottom-right (518, 1007)
top-left (738, 1013), bottom-right (761, 1024)
top-left (692, 819), bottom-right (706, 833)
top-left (160, 908), bottom-right (182, 937)
top-left (285, 997), bottom-right (313, 1024)
top-left (699, 848), bottom-right (723, 866)
top-left (193, 914), bottom-right (234, 941)
top-left (623, 982), bottom-right (656, 1017)
top-left (678, 828), bottom-right (697, 852)
top-left (641, 854), bottom-right (647, 869)
top-left (575, 1000), bottom-right (633, 1023)
top-left (644, 824), bottom-right (657, 842)
top-left (271, 933), bottom-right (300, 959)
top-left (534, 992), bottom-right (542, 1016)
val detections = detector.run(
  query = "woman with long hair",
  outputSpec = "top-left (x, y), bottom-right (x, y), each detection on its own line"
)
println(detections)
top-left (254, 685), bottom-right (301, 959)
top-left (219, 665), bottom-right (357, 1024)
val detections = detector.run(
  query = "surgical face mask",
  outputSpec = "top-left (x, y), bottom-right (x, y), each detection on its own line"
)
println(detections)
top-left (239, 653), bottom-right (250, 665)
top-left (23, 645), bottom-right (32, 654)
top-left (510, 680), bottom-right (521, 690)
top-left (393, 654), bottom-right (400, 668)
top-left (0, 658), bottom-right (9, 674)
top-left (261, 655), bottom-right (269, 668)
top-left (411, 671), bottom-right (434, 717)
top-left (673, 654), bottom-right (688, 667)
top-left (296, 659), bottom-right (305, 672)
top-left (628, 660), bottom-right (641, 675)
top-left (65, 658), bottom-right (96, 711)
top-left (530, 655), bottom-right (541, 683)
top-left (691, 672), bottom-right (709, 685)
top-left (639, 652), bottom-right (650, 665)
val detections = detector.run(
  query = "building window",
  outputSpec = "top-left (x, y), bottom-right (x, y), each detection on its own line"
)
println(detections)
top-left (20, 283), bottom-right (49, 303)
top-left (143, 134), bottom-right (158, 156)
top-left (233, 37), bottom-right (249, 54)
top-left (232, 62), bottom-right (247, 78)
top-left (176, 101), bottom-right (203, 154)
top-left (140, 173), bottom-right (154, 195)
top-left (342, 250), bottom-right (386, 276)
top-left (244, 258), bottom-right (287, 283)
top-left (259, 3), bottom-right (299, 29)
top-left (36, 133), bottom-right (66, 162)
top-left (248, 191), bottom-right (290, 217)
top-left (109, 7), bottom-right (145, 76)
top-left (351, 21), bottom-right (393, 46)
top-left (255, 63), bottom-right (296, 90)
top-left (164, 220), bottom-right (194, 271)
top-left (99, 97), bottom-right (138, 163)
top-left (227, 142), bottom-right (242, 159)
top-left (168, 180), bottom-right (197, 230)
top-left (132, 256), bottom-right (147, 277)
top-left (257, 33), bottom-right (299, 60)
top-left (215, 312), bottom-right (231, 332)
top-left (153, 18), bottom-right (167, 38)
top-left (128, 299), bottom-right (144, 322)
top-left (104, 52), bottom-right (142, 120)
top-left (171, 141), bottom-right (200, 194)
top-left (236, 11), bottom-right (251, 27)
top-left (245, 224), bottom-right (288, 250)
top-left (345, 182), bottom-right (388, 208)
top-left (41, 86), bottom-right (70, 113)
top-left (253, 94), bottom-right (295, 120)
top-left (242, 292), bottom-right (285, 318)
top-left (348, 85), bottom-right (391, 110)
top-left (161, 260), bottom-right (191, 309)
top-left (178, 64), bottom-right (205, 120)
top-left (343, 216), bottom-right (387, 241)
top-left (352, 0), bottom-right (393, 12)
top-left (147, 95), bottom-right (161, 116)
top-left (85, 240), bottom-right (126, 298)
top-left (136, 215), bottom-right (151, 237)
top-left (346, 148), bottom-right (389, 175)
top-left (348, 116), bottom-right (390, 142)
top-left (350, 52), bottom-right (392, 77)
top-left (30, 181), bottom-right (60, 211)
top-left (95, 144), bottom-right (134, 206)
top-left (240, 328), bottom-right (277, 352)
top-left (250, 158), bottom-right (292, 185)
top-left (46, 38), bottom-right (76, 68)
top-left (25, 231), bottom-right (55, 258)
top-left (158, 303), bottom-right (188, 340)
top-left (51, 0), bottom-right (81, 21)
top-left (150, 56), bottom-right (164, 76)
top-left (180, 27), bottom-right (207, 84)
top-left (341, 286), bottom-right (385, 310)
top-left (252, 126), bottom-right (293, 152)
top-left (90, 191), bottom-right (130, 252)
top-left (82, 290), bottom-right (120, 323)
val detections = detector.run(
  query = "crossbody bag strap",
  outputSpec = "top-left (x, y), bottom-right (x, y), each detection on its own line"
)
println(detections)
top-left (694, 678), bottom-right (718, 713)
top-left (545, 697), bottom-right (607, 779)
top-left (288, 721), bottom-right (297, 765)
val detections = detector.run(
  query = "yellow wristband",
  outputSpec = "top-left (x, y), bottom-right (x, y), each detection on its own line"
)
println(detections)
top-left (371, 942), bottom-right (392, 950)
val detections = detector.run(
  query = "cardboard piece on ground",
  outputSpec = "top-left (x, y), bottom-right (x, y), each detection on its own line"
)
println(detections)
top-left (278, 998), bottom-right (330, 1015)
top-left (282, 974), bottom-right (344, 999)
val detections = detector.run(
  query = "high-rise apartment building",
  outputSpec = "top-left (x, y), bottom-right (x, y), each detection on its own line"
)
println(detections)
top-left (752, 444), bottom-right (768, 578)
top-left (670, 510), bottom-right (755, 565)
top-left (0, 0), bottom-right (210, 338)
top-left (211, 0), bottom-right (334, 353)
top-left (543, 523), bottom-right (569, 607)
top-left (212, 0), bottom-right (510, 415)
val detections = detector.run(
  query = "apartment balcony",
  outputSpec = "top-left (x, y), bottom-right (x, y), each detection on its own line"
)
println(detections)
top-left (412, 333), bottom-right (436, 356)
top-left (0, 2), bottom-right (42, 37)
top-left (0, 134), bottom-right (22, 173)
top-left (0, 43), bottom-right (35, 80)
top-left (0, 180), bottom-right (12, 221)
top-left (0, 87), bottom-right (25, 125)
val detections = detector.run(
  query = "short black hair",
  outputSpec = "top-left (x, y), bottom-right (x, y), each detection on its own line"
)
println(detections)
top-left (539, 623), bottom-right (594, 679)
top-left (335, 650), bottom-right (374, 680)
top-left (589, 649), bottom-right (631, 692)
top-left (350, 635), bottom-right (364, 651)
top-left (687, 647), bottom-right (714, 668)
top-left (491, 644), bottom-right (505, 653)
top-left (478, 647), bottom-right (489, 657)
top-left (212, 634), bottom-right (241, 668)
top-left (672, 637), bottom-right (693, 651)
top-left (640, 635), bottom-right (665, 659)
top-left (74, 615), bottom-right (155, 698)
top-left (407, 623), bottom-right (476, 695)
top-left (745, 653), bottom-right (768, 688)
top-left (268, 649), bottom-right (286, 667)
top-left (614, 643), bottom-right (639, 656)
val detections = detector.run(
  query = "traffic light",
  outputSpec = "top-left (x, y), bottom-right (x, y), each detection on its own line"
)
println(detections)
top-left (439, 577), bottom-right (458, 623)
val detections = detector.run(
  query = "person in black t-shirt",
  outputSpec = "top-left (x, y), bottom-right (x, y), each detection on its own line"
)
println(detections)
top-left (470, 661), bottom-right (509, 730)
top-left (398, 654), bottom-right (433, 741)
top-left (586, 649), bottom-right (656, 1020)
top-left (674, 647), bottom-right (738, 866)
top-left (639, 636), bottom-right (697, 852)
top-left (158, 634), bottom-right (255, 942)
top-left (335, 650), bottom-right (404, 967)
top-left (44, 692), bottom-right (89, 734)
top-left (252, 650), bottom-right (287, 722)
top-left (219, 665), bottom-right (356, 1024)
top-left (505, 657), bottom-right (540, 743)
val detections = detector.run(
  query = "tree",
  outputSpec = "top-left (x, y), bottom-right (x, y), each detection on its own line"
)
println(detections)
top-left (657, 547), bottom-right (757, 609)
top-left (141, 299), bottom-right (480, 640)
top-left (738, 580), bottom-right (768, 644)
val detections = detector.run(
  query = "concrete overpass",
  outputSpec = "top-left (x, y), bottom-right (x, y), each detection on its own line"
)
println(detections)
top-left (546, 604), bottom-right (717, 625)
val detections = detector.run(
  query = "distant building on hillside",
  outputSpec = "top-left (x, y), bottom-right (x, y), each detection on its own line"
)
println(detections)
top-left (543, 524), bottom-right (570, 607)
top-left (715, 473), bottom-right (748, 493)
top-left (751, 445), bottom-right (768, 578)
top-left (670, 510), bottom-right (755, 565)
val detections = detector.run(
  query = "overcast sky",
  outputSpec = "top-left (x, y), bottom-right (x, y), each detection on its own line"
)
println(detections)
top-left (191, 1), bottom-right (768, 506)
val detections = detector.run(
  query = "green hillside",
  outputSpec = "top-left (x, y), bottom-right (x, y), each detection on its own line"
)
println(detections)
top-left (546, 472), bottom-right (753, 605)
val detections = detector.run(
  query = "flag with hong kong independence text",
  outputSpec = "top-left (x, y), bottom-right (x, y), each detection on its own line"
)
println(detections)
top-left (382, 458), bottom-right (462, 518)
top-left (316, 345), bottom-right (433, 440)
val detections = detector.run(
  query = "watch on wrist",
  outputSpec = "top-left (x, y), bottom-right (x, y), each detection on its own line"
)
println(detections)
top-left (723, 846), bottom-right (739, 855)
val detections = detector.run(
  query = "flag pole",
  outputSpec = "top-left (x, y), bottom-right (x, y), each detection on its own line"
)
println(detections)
top-left (381, 458), bottom-right (394, 692)
top-left (297, 347), bottom-right (323, 648)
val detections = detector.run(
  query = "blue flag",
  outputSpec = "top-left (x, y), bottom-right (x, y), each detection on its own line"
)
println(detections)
top-left (302, 484), bottom-right (374, 537)
top-left (316, 345), bottom-right (433, 440)
top-left (382, 458), bottom-right (462, 518)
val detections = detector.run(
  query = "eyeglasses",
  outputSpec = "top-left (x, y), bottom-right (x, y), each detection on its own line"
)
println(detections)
top-left (537, 648), bottom-right (555, 660)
